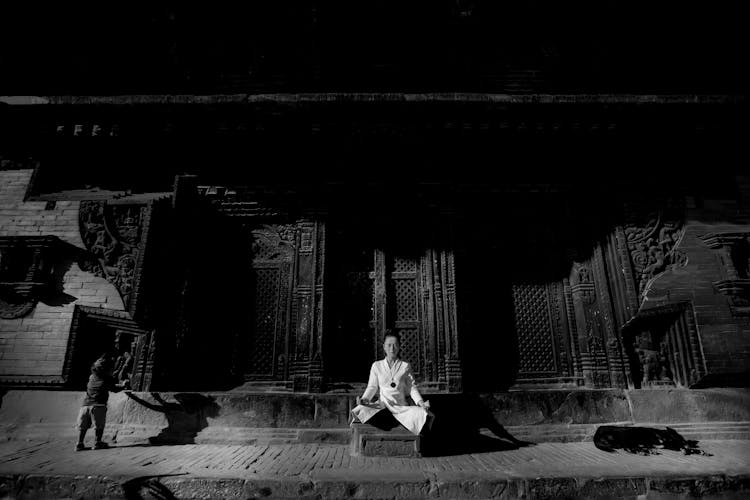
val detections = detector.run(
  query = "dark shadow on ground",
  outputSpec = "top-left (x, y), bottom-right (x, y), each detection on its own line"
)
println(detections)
top-left (121, 473), bottom-right (186, 500)
top-left (124, 392), bottom-right (221, 445)
top-left (108, 443), bottom-right (156, 449)
top-left (421, 393), bottom-right (535, 457)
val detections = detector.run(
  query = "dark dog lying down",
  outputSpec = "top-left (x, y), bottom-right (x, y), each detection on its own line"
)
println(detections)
top-left (594, 425), bottom-right (711, 456)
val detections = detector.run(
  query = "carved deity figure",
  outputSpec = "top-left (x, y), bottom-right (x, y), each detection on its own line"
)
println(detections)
top-left (113, 331), bottom-right (134, 384)
top-left (633, 331), bottom-right (672, 387)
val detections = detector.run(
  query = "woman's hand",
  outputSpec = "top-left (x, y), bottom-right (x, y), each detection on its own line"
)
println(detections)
top-left (417, 400), bottom-right (430, 409)
top-left (360, 397), bottom-right (372, 405)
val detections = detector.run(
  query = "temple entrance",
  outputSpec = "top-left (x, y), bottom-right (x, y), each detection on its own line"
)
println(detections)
top-left (373, 250), bottom-right (429, 381)
top-left (325, 215), bottom-right (461, 392)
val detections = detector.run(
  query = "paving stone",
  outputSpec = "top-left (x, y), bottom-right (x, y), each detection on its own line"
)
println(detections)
top-left (0, 438), bottom-right (748, 498)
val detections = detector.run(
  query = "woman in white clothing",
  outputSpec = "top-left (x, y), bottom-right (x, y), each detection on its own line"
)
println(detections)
top-left (351, 331), bottom-right (432, 435)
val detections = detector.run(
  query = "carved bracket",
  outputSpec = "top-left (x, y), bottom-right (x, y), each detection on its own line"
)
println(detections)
top-left (624, 204), bottom-right (687, 299)
top-left (0, 236), bottom-right (61, 319)
top-left (78, 201), bottom-right (147, 311)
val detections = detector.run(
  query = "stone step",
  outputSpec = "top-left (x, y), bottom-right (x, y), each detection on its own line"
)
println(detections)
top-left (505, 421), bottom-right (750, 443)
top-left (1, 440), bottom-right (749, 499)
top-left (5, 421), bottom-right (748, 447)
top-left (350, 423), bottom-right (421, 457)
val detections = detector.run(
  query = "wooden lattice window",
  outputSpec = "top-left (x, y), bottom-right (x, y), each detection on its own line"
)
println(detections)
top-left (512, 284), bottom-right (559, 376)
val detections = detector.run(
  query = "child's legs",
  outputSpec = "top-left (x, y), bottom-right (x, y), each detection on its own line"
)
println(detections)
top-left (76, 406), bottom-right (92, 444)
top-left (91, 406), bottom-right (107, 442)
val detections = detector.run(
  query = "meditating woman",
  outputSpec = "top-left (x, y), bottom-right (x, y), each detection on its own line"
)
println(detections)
top-left (351, 331), bottom-right (432, 435)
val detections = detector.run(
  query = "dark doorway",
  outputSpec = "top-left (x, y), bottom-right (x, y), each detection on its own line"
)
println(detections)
top-left (324, 221), bottom-right (375, 385)
top-left (455, 230), bottom-right (520, 392)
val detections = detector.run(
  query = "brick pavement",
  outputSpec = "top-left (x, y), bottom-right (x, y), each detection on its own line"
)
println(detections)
top-left (1, 439), bottom-right (749, 498)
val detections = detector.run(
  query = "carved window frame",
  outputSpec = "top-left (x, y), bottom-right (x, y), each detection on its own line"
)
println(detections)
top-left (63, 305), bottom-right (150, 389)
top-left (700, 232), bottom-right (750, 317)
top-left (621, 301), bottom-right (707, 388)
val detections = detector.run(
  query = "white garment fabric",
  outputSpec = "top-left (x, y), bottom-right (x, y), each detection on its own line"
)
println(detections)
top-left (350, 358), bottom-right (428, 435)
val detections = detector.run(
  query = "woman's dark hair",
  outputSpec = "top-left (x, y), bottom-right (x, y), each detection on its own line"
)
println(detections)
top-left (383, 329), bottom-right (400, 344)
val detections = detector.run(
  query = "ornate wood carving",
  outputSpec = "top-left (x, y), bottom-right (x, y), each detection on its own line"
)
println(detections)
top-left (64, 305), bottom-right (151, 390)
top-left (247, 224), bottom-right (296, 382)
top-left (78, 201), bottom-right (149, 311)
top-left (622, 302), bottom-right (707, 388)
top-left (569, 260), bottom-right (612, 388)
top-left (624, 205), bottom-right (687, 299)
top-left (372, 239), bottom-right (461, 392)
top-left (600, 244), bottom-right (632, 387)
top-left (512, 283), bottom-right (559, 376)
top-left (511, 281), bottom-right (575, 386)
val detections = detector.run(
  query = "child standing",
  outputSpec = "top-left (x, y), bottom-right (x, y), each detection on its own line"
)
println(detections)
top-left (75, 354), bottom-right (129, 451)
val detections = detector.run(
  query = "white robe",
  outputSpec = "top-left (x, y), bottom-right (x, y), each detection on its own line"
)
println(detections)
top-left (351, 358), bottom-right (428, 435)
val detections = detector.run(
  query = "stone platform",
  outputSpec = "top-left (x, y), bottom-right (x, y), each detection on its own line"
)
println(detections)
top-left (1, 388), bottom-right (749, 446)
top-left (0, 438), bottom-right (749, 499)
top-left (350, 423), bottom-right (422, 457)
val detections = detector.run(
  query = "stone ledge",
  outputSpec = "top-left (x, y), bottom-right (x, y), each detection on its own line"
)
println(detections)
top-left (351, 423), bottom-right (421, 457)
top-left (2, 389), bottom-right (749, 445)
top-left (1, 472), bottom-right (748, 500)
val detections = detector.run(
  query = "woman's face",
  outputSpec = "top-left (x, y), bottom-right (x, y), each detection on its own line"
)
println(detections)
top-left (383, 336), bottom-right (400, 359)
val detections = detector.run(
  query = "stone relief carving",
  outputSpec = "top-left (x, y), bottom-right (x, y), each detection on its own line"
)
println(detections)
top-left (79, 201), bottom-right (145, 310)
top-left (624, 210), bottom-right (687, 298)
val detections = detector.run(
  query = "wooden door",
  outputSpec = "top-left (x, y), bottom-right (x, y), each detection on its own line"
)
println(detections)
top-left (373, 250), bottom-right (427, 379)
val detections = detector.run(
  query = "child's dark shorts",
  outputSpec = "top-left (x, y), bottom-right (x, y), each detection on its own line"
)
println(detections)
top-left (77, 405), bottom-right (107, 431)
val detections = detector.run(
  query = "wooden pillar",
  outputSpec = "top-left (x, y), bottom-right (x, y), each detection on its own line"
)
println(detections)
top-left (437, 219), bottom-right (462, 392)
top-left (291, 220), bottom-right (326, 392)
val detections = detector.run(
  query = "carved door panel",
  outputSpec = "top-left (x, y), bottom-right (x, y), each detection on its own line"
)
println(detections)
top-left (373, 251), bottom-right (426, 379)
top-left (245, 226), bottom-right (295, 381)
top-left (247, 265), bottom-right (284, 379)
top-left (511, 282), bottom-right (575, 386)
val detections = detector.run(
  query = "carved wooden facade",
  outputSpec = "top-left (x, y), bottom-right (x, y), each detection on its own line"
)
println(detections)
top-left (222, 216), bottom-right (327, 393)
top-left (204, 190), bottom-right (463, 392)
top-left (78, 200), bottom-right (161, 317)
top-left (69, 199), bottom-right (166, 389)
top-left (372, 245), bottom-right (461, 392)
top-left (621, 302), bottom-right (706, 388)
top-left (501, 196), bottom-right (703, 390)
top-left (61, 182), bottom-right (713, 392)
top-left (511, 282), bottom-right (577, 387)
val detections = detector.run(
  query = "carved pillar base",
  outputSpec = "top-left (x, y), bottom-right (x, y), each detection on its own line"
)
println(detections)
top-left (581, 352), bottom-right (612, 388)
top-left (607, 349), bottom-right (630, 389)
top-left (445, 356), bottom-right (463, 393)
top-left (292, 375), bottom-right (308, 392)
top-left (291, 358), bottom-right (309, 392)
top-left (308, 353), bottom-right (325, 393)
